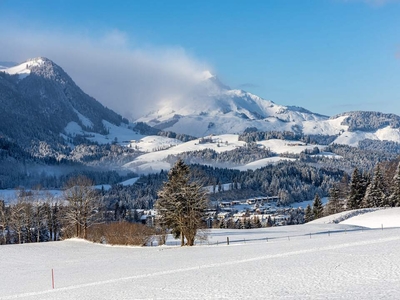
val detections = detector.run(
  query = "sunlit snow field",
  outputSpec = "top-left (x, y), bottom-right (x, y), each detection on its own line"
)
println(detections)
top-left (1, 208), bottom-right (400, 299)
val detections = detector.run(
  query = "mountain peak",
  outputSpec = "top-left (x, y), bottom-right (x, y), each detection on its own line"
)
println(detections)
top-left (137, 72), bottom-right (327, 137)
top-left (0, 57), bottom-right (125, 150)
top-left (26, 56), bottom-right (48, 65)
top-left (0, 57), bottom-right (56, 79)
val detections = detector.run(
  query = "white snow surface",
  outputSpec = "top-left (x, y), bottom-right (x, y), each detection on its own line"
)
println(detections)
top-left (73, 109), bottom-right (93, 129)
top-left (123, 134), bottom-right (246, 174)
top-left (136, 76), bottom-right (334, 137)
top-left (63, 120), bottom-right (144, 145)
top-left (257, 139), bottom-right (324, 154)
top-left (130, 136), bottom-right (183, 153)
top-left (340, 208), bottom-right (400, 228)
top-left (309, 207), bottom-right (400, 229)
top-left (333, 126), bottom-right (400, 147)
top-left (233, 156), bottom-right (295, 171)
top-left (123, 135), bottom-right (327, 174)
top-left (0, 57), bottom-right (45, 79)
top-left (136, 77), bottom-right (400, 146)
top-left (2, 209), bottom-right (400, 299)
top-left (119, 177), bottom-right (140, 186)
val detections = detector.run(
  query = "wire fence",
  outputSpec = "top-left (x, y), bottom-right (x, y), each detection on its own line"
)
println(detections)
top-left (159, 225), bottom-right (390, 247)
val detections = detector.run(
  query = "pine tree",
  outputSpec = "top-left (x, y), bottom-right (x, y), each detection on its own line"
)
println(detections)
top-left (156, 159), bottom-right (209, 246)
top-left (348, 168), bottom-right (365, 210)
top-left (266, 215), bottom-right (273, 227)
top-left (362, 164), bottom-right (387, 208)
top-left (304, 204), bottom-right (313, 223)
top-left (389, 162), bottom-right (400, 207)
top-left (338, 173), bottom-right (349, 201)
top-left (312, 194), bottom-right (323, 220)
top-left (326, 184), bottom-right (342, 215)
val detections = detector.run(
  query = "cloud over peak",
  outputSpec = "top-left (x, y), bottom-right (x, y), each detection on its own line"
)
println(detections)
top-left (0, 25), bottom-right (212, 120)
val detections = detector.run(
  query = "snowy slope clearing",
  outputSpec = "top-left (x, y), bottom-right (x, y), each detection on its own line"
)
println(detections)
top-left (1, 209), bottom-right (400, 299)
top-left (123, 135), bottom-right (329, 174)
top-left (64, 120), bottom-right (144, 145)
top-left (123, 134), bottom-right (246, 173)
top-left (310, 207), bottom-right (400, 229)
top-left (233, 156), bottom-right (295, 171)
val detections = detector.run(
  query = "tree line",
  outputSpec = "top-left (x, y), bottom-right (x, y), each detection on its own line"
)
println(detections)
top-left (305, 157), bottom-right (400, 223)
top-left (0, 176), bottom-right (103, 244)
top-left (0, 161), bottom-right (209, 247)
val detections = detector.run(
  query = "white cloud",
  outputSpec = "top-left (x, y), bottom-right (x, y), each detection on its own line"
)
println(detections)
top-left (0, 26), bottom-right (211, 120)
top-left (100, 30), bottom-right (129, 49)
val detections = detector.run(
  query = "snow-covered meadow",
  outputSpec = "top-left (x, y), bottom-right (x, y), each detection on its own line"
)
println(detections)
top-left (122, 134), bottom-right (331, 174)
top-left (1, 208), bottom-right (400, 299)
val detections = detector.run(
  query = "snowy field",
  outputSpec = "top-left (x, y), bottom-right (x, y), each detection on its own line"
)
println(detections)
top-left (123, 135), bottom-right (331, 174)
top-left (1, 209), bottom-right (400, 299)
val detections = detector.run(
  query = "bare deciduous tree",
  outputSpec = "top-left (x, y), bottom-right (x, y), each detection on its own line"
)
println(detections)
top-left (9, 199), bottom-right (28, 244)
top-left (0, 200), bottom-right (9, 244)
top-left (63, 176), bottom-right (103, 239)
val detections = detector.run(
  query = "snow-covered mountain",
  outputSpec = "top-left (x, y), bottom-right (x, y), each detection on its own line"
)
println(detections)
top-left (136, 74), bottom-right (400, 146)
top-left (137, 73), bottom-right (330, 137)
top-left (2, 56), bottom-right (400, 174)
top-left (0, 57), bottom-right (140, 152)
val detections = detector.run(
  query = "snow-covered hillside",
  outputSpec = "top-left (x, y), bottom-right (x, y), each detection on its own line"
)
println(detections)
top-left (1, 208), bottom-right (400, 299)
top-left (310, 207), bottom-right (400, 229)
top-left (122, 134), bottom-right (330, 174)
top-left (64, 120), bottom-right (143, 145)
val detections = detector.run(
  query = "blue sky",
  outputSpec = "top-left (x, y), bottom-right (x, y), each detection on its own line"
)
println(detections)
top-left (1, 0), bottom-right (400, 118)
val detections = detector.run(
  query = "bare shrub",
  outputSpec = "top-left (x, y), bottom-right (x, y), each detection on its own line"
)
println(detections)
top-left (87, 222), bottom-right (155, 246)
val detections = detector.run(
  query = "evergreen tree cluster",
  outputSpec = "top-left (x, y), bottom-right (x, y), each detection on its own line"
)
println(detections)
top-left (358, 139), bottom-right (400, 154)
top-left (166, 143), bottom-right (274, 166)
top-left (313, 143), bottom-right (396, 173)
top-left (346, 160), bottom-right (400, 209)
top-left (306, 157), bottom-right (400, 223)
top-left (239, 130), bottom-right (337, 145)
top-left (335, 111), bottom-right (400, 132)
top-left (99, 160), bottom-right (344, 214)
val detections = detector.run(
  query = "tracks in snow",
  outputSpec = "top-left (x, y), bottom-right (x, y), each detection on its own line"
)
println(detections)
top-left (2, 235), bottom-right (399, 299)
